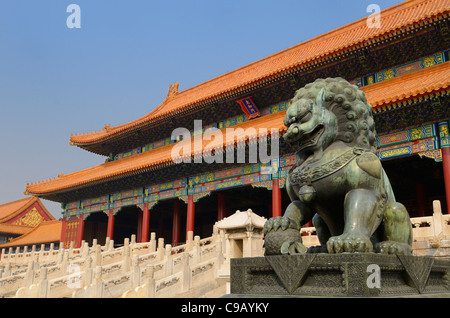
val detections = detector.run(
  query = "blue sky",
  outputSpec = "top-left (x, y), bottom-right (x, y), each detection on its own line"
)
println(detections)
top-left (0, 0), bottom-right (402, 219)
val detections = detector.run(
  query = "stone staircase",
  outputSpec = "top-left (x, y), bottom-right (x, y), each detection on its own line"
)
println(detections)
top-left (0, 229), bottom-right (231, 298)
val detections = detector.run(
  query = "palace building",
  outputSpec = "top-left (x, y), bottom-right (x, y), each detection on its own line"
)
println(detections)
top-left (25, 0), bottom-right (450, 250)
top-left (0, 197), bottom-right (58, 252)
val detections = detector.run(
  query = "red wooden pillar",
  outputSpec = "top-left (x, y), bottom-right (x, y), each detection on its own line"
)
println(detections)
top-left (217, 193), bottom-right (226, 221)
top-left (107, 210), bottom-right (115, 240)
top-left (172, 200), bottom-right (180, 246)
top-left (75, 215), bottom-right (85, 248)
top-left (272, 178), bottom-right (282, 217)
top-left (186, 194), bottom-right (195, 240)
top-left (60, 217), bottom-right (67, 247)
top-left (141, 203), bottom-right (150, 243)
top-left (442, 147), bottom-right (450, 214)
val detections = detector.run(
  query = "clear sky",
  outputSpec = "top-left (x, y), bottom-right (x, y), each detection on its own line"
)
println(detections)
top-left (0, 0), bottom-right (402, 219)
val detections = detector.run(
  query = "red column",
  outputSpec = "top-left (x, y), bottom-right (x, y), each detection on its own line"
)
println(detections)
top-left (107, 210), bottom-right (115, 240)
top-left (217, 193), bottom-right (226, 221)
top-left (442, 147), bottom-right (450, 214)
top-left (272, 178), bottom-right (282, 217)
top-left (60, 217), bottom-right (67, 246)
top-left (172, 200), bottom-right (180, 246)
top-left (186, 194), bottom-right (195, 240)
top-left (141, 203), bottom-right (150, 243)
top-left (75, 215), bottom-right (85, 248)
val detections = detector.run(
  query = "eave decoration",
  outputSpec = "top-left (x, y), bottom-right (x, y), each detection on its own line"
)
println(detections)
top-left (236, 96), bottom-right (260, 120)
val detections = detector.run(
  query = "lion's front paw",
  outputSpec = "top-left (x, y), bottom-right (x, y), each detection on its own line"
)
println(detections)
top-left (326, 232), bottom-right (373, 253)
top-left (263, 217), bottom-right (305, 255)
top-left (376, 241), bottom-right (412, 255)
top-left (264, 229), bottom-right (306, 255)
top-left (263, 216), bottom-right (298, 234)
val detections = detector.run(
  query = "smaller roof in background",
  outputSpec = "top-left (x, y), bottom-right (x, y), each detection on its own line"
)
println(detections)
top-left (0, 220), bottom-right (62, 249)
top-left (0, 197), bottom-right (55, 224)
top-left (216, 209), bottom-right (267, 231)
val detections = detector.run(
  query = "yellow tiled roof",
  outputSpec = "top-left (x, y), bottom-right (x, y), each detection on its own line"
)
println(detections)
top-left (0, 197), bottom-right (54, 224)
top-left (0, 220), bottom-right (62, 248)
top-left (25, 61), bottom-right (450, 197)
top-left (69, 0), bottom-right (450, 147)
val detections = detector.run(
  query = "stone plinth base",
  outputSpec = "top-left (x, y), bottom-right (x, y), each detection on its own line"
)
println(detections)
top-left (229, 254), bottom-right (450, 297)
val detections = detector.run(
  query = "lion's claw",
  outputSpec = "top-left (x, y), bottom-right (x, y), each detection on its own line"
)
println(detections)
top-left (281, 241), bottom-right (307, 255)
top-left (327, 233), bottom-right (372, 253)
top-left (263, 216), bottom-right (299, 234)
top-left (376, 241), bottom-right (412, 255)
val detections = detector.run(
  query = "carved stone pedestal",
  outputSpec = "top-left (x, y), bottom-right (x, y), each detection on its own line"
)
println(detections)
top-left (229, 254), bottom-right (450, 297)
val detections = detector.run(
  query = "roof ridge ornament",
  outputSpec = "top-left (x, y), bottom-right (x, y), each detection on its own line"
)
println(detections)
top-left (103, 124), bottom-right (111, 132)
top-left (166, 81), bottom-right (179, 100)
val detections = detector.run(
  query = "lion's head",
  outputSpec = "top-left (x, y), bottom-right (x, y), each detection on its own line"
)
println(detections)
top-left (283, 77), bottom-right (377, 156)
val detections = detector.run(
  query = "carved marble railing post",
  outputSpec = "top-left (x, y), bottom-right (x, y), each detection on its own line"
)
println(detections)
top-left (181, 252), bottom-right (190, 293)
top-left (39, 267), bottom-right (48, 298)
top-left (157, 238), bottom-right (165, 261)
top-left (432, 200), bottom-right (444, 237)
top-left (186, 231), bottom-right (194, 252)
top-left (149, 233), bottom-right (157, 252)
top-left (31, 245), bottom-right (36, 260)
top-left (108, 239), bottom-right (114, 251)
top-left (61, 249), bottom-right (69, 274)
top-left (79, 242), bottom-right (88, 260)
top-left (123, 243), bottom-right (131, 273)
top-left (84, 256), bottom-right (93, 287)
top-left (25, 260), bottom-right (35, 286)
top-left (94, 266), bottom-right (103, 298)
top-left (4, 262), bottom-right (11, 277)
top-left (38, 244), bottom-right (45, 261)
top-left (215, 237), bottom-right (224, 274)
top-left (192, 236), bottom-right (201, 264)
top-left (94, 244), bottom-right (102, 267)
top-left (69, 241), bottom-right (74, 256)
top-left (4, 248), bottom-right (12, 262)
top-left (49, 243), bottom-right (55, 262)
top-left (164, 244), bottom-right (173, 276)
top-left (131, 255), bottom-right (140, 288)
top-left (146, 264), bottom-right (155, 298)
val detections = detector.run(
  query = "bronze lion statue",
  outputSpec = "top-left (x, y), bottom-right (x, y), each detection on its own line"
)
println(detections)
top-left (263, 78), bottom-right (413, 255)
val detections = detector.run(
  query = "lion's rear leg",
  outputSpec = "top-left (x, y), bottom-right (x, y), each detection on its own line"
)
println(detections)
top-left (327, 189), bottom-right (382, 253)
top-left (376, 202), bottom-right (413, 255)
top-left (307, 213), bottom-right (331, 253)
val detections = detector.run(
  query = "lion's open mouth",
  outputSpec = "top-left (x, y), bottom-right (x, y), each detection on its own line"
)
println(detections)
top-left (298, 125), bottom-right (324, 150)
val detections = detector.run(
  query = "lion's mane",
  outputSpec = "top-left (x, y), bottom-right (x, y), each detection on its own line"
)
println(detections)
top-left (291, 77), bottom-right (377, 154)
